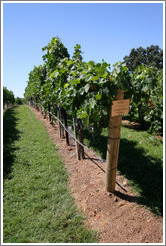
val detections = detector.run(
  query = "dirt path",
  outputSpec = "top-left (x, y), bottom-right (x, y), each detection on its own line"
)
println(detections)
top-left (31, 107), bottom-right (163, 243)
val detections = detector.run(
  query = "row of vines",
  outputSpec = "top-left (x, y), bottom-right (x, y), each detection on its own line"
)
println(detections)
top-left (24, 37), bottom-right (163, 145)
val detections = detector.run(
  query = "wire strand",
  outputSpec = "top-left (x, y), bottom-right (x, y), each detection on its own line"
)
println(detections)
top-left (36, 103), bottom-right (105, 164)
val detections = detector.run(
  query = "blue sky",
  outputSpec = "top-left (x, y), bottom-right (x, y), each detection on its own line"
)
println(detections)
top-left (2, 1), bottom-right (164, 98)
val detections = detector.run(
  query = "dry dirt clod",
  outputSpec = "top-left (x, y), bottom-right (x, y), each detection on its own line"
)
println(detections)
top-left (114, 197), bottom-right (118, 202)
top-left (67, 147), bottom-right (73, 151)
top-left (123, 181), bottom-right (128, 186)
top-left (93, 209), bottom-right (98, 216)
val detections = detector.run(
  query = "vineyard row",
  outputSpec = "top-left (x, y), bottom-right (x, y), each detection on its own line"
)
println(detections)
top-left (32, 101), bottom-right (104, 162)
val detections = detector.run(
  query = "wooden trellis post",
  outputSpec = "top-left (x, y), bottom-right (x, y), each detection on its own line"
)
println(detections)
top-left (63, 108), bottom-right (69, 145)
top-left (78, 119), bottom-right (84, 159)
top-left (57, 108), bottom-right (61, 137)
top-left (106, 89), bottom-right (130, 193)
top-left (73, 117), bottom-right (81, 160)
top-left (48, 103), bottom-right (52, 123)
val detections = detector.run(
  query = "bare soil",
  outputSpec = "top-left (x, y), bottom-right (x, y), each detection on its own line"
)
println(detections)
top-left (31, 107), bottom-right (163, 244)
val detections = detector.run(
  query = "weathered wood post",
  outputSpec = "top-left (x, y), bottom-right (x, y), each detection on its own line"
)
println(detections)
top-left (73, 117), bottom-right (81, 160)
top-left (57, 107), bottom-right (62, 137)
top-left (48, 103), bottom-right (52, 123)
top-left (44, 109), bottom-right (46, 119)
top-left (78, 119), bottom-right (84, 159)
top-left (60, 108), bottom-right (65, 138)
top-left (106, 89), bottom-right (127, 193)
top-left (63, 108), bottom-right (69, 145)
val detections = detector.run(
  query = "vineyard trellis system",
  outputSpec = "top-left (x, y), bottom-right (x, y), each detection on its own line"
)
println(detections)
top-left (31, 88), bottom-right (128, 193)
top-left (25, 37), bottom-right (162, 192)
top-left (34, 102), bottom-right (105, 163)
top-left (24, 37), bottom-right (132, 192)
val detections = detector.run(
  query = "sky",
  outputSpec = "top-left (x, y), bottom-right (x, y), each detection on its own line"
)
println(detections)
top-left (2, 1), bottom-right (164, 98)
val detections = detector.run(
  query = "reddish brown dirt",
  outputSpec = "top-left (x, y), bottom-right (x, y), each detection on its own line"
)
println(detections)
top-left (31, 107), bottom-right (163, 243)
top-left (122, 120), bottom-right (141, 128)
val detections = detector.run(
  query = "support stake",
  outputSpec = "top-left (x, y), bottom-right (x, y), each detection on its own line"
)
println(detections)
top-left (106, 89), bottom-right (124, 193)
top-left (73, 117), bottom-right (81, 160)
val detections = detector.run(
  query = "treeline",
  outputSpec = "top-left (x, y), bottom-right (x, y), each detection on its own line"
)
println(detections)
top-left (3, 86), bottom-right (15, 109)
top-left (24, 37), bottom-right (163, 135)
top-left (3, 86), bottom-right (25, 109)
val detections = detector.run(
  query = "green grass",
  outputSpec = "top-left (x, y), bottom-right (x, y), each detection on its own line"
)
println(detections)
top-left (3, 106), bottom-right (97, 243)
top-left (84, 123), bottom-right (163, 216)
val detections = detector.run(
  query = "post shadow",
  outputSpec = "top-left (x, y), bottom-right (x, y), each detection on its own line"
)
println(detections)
top-left (83, 129), bottom-right (163, 216)
top-left (3, 107), bottom-right (21, 179)
top-left (118, 138), bottom-right (163, 216)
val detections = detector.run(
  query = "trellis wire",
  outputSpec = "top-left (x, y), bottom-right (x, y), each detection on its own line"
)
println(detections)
top-left (36, 103), bottom-right (105, 164)
top-left (34, 102), bottom-right (128, 192)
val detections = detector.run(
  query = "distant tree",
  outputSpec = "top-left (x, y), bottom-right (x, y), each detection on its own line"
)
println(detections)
top-left (123, 45), bottom-right (163, 72)
top-left (15, 97), bottom-right (24, 105)
top-left (3, 86), bottom-right (15, 108)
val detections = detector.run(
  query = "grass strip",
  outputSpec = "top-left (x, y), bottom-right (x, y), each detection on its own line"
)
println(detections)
top-left (3, 105), bottom-right (97, 243)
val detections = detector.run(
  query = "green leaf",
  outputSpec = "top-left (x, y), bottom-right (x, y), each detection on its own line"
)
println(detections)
top-left (92, 75), bottom-right (100, 82)
top-left (89, 98), bottom-right (96, 109)
top-left (64, 83), bottom-right (69, 89)
top-left (72, 79), bottom-right (80, 85)
top-left (95, 94), bottom-right (101, 100)
top-left (80, 111), bottom-right (89, 119)
top-left (80, 88), bottom-right (85, 95)
top-left (80, 74), bottom-right (86, 80)
top-left (85, 84), bottom-right (90, 93)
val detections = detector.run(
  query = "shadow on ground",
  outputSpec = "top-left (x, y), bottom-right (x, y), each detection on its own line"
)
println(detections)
top-left (84, 129), bottom-right (163, 216)
top-left (3, 107), bottom-right (21, 179)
